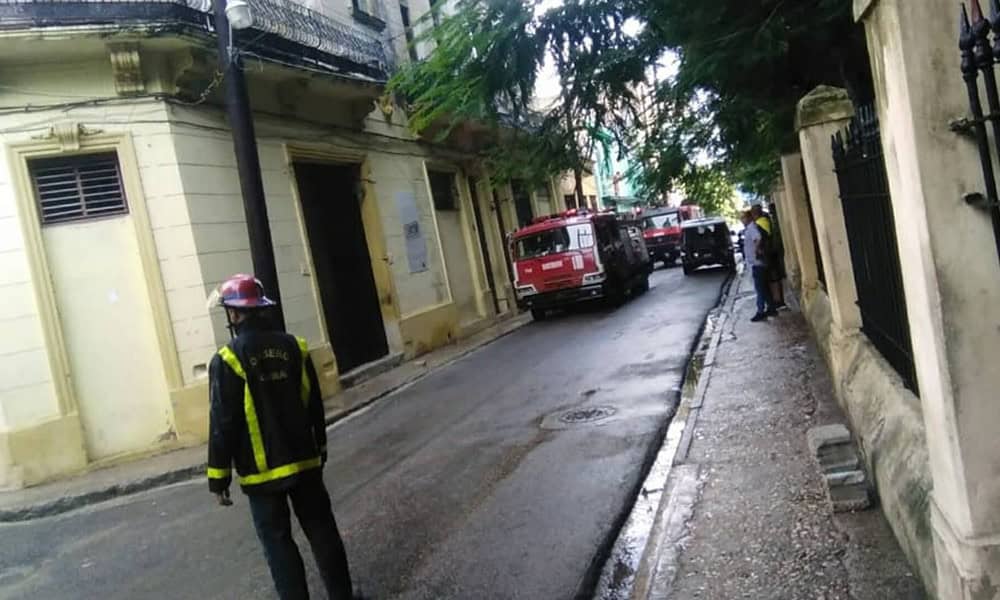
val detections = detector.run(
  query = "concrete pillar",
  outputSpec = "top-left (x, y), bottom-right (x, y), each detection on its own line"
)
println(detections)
top-left (858, 0), bottom-right (1000, 596)
top-left (796, 86), bottom-right (862, 333)
top-left (778, 153), bottom-right (819, 300)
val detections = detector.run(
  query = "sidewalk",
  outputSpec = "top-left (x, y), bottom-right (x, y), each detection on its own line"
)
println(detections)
top-left (0, 313), bottom-right (530, 522)
top-left (635, 270), bottom-right (925, 599)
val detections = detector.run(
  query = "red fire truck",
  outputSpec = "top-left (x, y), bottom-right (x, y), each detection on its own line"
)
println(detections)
top-left (640, 205), bottom-right (703, 266)
top-left (511, 209), bottom-right (653, 319)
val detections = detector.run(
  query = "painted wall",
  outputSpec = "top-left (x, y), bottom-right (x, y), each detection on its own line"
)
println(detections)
top-left (0, 24), bottom-right (553, 486)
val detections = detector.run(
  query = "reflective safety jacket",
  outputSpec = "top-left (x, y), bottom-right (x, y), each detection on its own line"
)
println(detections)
top-left (207, 321), bottom-right (327, 495)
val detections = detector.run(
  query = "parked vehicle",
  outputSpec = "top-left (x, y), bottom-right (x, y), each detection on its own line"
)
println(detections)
top-left (640, 204), bottom-right (703, 266)
top-left (681, 217), bottom-right (736, 275)
top-left (511, 209), bottom-right (653, 319)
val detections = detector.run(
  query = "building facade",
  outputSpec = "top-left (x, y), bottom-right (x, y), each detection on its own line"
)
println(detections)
top-left (0, 0), bottom-right (564, 488)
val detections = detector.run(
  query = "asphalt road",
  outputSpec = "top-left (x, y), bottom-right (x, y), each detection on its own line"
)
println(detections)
top-left (0, 265), bottom-right (727, 600)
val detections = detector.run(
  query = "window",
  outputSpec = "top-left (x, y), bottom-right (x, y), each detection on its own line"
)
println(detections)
top-left (399, 3), bottom-right (419, 62)
top-left (515, 224), bottom-right (594, 259)
top-left (564, 194), bottom-right (577, 209)
top-left (352, 0), bottom-right (386, 30)
top-left (29, 153), bottom-right (128, 225)
top-left (428, 170), bottom-right (457, 210)
top-left (642, 212), bottom-right (680, 230)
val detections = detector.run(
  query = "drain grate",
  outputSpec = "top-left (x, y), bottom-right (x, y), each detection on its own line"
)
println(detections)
top-left (560, 406), bottom-right (617, 424)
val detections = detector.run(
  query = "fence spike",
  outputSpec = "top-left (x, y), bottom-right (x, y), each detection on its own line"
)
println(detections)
top-left (990, 0), bottom-right (1000, 59)
top-left (973, 0), bottom-right (986, 24)
top-left (962, 4), bottom-right (979, 76)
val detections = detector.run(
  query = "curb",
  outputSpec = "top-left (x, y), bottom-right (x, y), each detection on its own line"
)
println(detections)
top-left (0, 464), bottom-right (206, 523)
top-left (625, 265), bottom-right (744, 599)
top-left (590, 267), bottom-right (740, 599)
top-left (0, 314), bottom-right (533, 524)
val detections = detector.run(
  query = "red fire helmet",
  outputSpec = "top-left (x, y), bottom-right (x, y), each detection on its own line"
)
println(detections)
top-left (217, 274), bottom-right (276, 309)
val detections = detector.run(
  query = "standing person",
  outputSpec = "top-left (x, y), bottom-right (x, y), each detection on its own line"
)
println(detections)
top-left (207, 274), bottom-right (355, 600)
top-left (766, 201), bottom-right (788, 309)
top-left (741, 211), bottom-right (778, 322)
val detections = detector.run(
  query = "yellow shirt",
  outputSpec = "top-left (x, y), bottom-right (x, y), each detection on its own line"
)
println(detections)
top-left (755, 216), bottom-right (771, 235)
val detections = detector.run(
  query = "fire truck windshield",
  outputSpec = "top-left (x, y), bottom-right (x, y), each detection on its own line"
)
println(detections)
top-left (643, 213), bottom-right (680, 230)
top-left (516, 224), bottom-right (595, 259)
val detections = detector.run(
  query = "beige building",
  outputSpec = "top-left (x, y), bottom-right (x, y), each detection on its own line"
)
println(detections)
top-left (556, 165), bottom-right (600, 210)
top-left (772, 1), bottom-right (1000, 596)
top-left (0, 0), bottom-right (564, 488)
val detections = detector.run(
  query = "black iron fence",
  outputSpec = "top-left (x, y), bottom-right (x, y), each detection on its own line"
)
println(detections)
top-left (958, 1), bottom-right (1000, 261)
top-left (832, 105), bottom-right (918, 394)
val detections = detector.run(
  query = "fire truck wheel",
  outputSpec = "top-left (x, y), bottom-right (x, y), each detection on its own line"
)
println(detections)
top-left (530, 308), bottom-right (547, 321)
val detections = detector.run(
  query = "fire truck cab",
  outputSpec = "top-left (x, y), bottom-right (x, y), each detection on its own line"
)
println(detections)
top-left (511, 209), bottom-right (653, 319)
top-left (640, 204), bottom-right (703, 266)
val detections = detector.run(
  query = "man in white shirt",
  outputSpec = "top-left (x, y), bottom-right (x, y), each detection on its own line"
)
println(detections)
top-left (741, 211), bottom-right (777, 322)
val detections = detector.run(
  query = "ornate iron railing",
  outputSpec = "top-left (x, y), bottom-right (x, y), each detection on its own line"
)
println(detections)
top-left (832, 105), bottom-right (918, 394)
top-left (958, 1), bottom-right (1000, 262)
top-left (0, 0), bottom-right (392, 78)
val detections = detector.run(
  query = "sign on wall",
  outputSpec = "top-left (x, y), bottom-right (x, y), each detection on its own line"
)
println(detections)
top-left (396, 191), bottom-right (428, 273)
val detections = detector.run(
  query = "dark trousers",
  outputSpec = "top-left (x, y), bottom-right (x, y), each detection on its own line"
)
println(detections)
top-left (248, 472), bottom-right (353, 600)
top-left (751, 265), bottom-right (774, 314)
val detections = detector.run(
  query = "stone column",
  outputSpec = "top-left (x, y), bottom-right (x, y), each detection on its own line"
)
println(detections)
top-left (858, 0), bottom-right (1000, 596)
top-left (779, 153), bottom-right (819, 300)
top-left (796, 86), bottom-right (862, 333)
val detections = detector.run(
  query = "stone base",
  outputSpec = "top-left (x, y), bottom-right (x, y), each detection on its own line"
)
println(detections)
top-left (1, 414), bottom-right (88, 488)
top-left (801, 287), bottom-right (936, 589)
top-left (932, 501), bottom-right (1000, 600)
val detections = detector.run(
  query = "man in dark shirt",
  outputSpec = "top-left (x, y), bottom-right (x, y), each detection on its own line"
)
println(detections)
top-left (208, 273), bottom-right (353, 600)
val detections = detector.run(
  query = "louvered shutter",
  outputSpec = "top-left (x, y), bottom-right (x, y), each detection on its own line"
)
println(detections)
top-left (29, 153), bottom-right (128, 225)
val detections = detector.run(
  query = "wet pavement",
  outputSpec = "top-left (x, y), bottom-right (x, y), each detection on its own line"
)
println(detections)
top-left (0, 265), bottom-right (726, 600)
top-left (643, 274), bottom-right (925, 599)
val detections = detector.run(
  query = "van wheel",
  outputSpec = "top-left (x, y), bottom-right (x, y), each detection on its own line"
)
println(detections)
top-left (606, 281), bottom-right (627, 307)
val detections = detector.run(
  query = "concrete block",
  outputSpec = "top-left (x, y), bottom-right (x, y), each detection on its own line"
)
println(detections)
top-left (807, 423), bottom-right (852, 454)
top-left (808, 424), bottom-right (873, 513)
top-left (829, 481), bottom-right (872, 512)
top-left (826, 469), bottom-right (866, 487)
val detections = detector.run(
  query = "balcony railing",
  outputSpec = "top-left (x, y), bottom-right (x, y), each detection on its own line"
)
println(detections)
top-left (0, 0), bottom-right (392, 79)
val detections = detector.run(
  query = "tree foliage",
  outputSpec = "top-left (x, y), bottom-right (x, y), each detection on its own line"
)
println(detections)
top-left (388, 0), bottom-right (871, 202)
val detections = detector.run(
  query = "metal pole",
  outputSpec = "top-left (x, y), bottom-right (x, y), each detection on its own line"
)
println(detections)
top-left (213, 0), bottom-right (285, 330)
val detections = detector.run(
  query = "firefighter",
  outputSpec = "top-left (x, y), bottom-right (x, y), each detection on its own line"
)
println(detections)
top-left (207, 274), bottom-right (354, 600)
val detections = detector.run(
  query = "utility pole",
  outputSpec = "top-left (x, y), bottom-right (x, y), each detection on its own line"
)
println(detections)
top-left (213, 0), bottom-right (285, 330)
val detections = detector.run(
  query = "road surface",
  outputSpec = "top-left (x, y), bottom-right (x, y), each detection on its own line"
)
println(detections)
top-left (0, 265), bottom-right (727, 600)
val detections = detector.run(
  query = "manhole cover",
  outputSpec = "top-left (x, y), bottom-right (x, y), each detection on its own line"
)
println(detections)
top-left (560, 406), bottom-right (617, 424)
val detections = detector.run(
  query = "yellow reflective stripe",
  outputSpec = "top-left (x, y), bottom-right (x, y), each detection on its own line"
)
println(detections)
top-left (207, 466), bottom-right (231, 479)
top-left (296, 337), bottom-right (311, 407)
top-left (239, 457), bottom-right (322, 486)
top-left (218, 345), bottom-right (267, 472)
top-left (243, 383), bottom-right (268, 473)
top-left (217, 346), bottom-right (245, 380)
